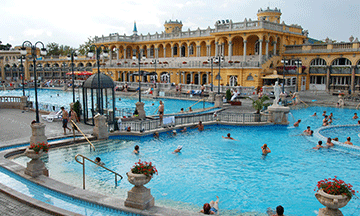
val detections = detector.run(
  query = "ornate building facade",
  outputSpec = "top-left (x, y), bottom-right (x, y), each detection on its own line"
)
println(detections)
top-left (2, 7), bottom-right (360, 94)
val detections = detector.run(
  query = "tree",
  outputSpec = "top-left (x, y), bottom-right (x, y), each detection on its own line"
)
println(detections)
top-left (249, 95), bottom-right (271, 114)
top-left (0, 41), bottom-right (12, 50)
top-left (46, 42), bottom-right (61, 56)
top-left (78, 37), bottom-right (94, 55)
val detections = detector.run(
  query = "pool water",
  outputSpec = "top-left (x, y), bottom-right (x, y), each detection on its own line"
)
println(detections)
top-left (0, 89), bottom-right (214, 115)
top-left (12, 106), bottom-right (360, 216)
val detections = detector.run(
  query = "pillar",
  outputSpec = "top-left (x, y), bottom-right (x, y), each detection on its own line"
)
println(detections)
top-left (206, 72), bottom-right (209, 84)
top-left (265, 40), bottom-right (269, 58)
top-left (117, 48), bottom-right (120, 60)
top-left (124, 49), bottom-right (127, 59)
top-left (182, 72), bottom-right (185, 84)
top-left (351, 66), bottom-right (356, 93)
top-left (221, 43), bottom-right (225, 56)
top-left (273, 41), bottom-right (277, 56)
top-left (109, 51), bottom-right (113, 65)
top-left (190, 72), bottom-right (193, 83)
top-left (171, 47), bottom-right (174, 57)
top-left (196, 46), bottom-right (201, 57)
top-left (215, 42), bottom-right (219, 56)
top-left (147, 48), bottom-right (151, 58)
top-left (228, 42), bottom-right (233, 60)
top-left (207, 45), bottom-right (211, 57)
top-left (155, 48), bottom-right (159, 59)
top-left (326, 66), bottom-right (331, 92)
top-left (93, 115), bottom-right (109, 140)
top-left (243, 40), bottom-right (247, 62)
top-left (259, 40), bottom-right (263, 62)
top-left (163, 48), bottom-right (166, 58)
top-left (198, 72), bottom-right (201, 85)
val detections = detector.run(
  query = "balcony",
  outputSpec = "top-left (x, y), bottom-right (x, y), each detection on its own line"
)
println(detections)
top-left (285, 42), bottom-right (360, 54)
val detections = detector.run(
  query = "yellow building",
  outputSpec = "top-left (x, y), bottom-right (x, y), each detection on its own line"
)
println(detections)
top-left (2, 7), bottom-right (360, 94)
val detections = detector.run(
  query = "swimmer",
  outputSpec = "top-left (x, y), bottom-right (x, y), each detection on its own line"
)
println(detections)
top-left (326, 137), bottom-right (334, 147)
top-left (293, 119), bottom-right (301, 127)
top-left (344, 137), bottom-right (353, 145)
top-left (118, 98), bottom-right (121, 101)
top-left (180, 108), bottom-right (184, 113)
top-left (322, 116), bottom-right (328, 126)
top-left (303, 126), bottom-right (311, 134)
top-left (172, 130), bottom-right (177, 136)
top-left (189, 107), bottom-right (193, 112)
top-left (332, 137), bottom-right (339, 142)
top-left (173, 145), bottom-right (182, 153)
top-left (133, 145), bottom-right (140, 154)
top-left (322, 111), bottom-right (326, 116)
top-left (200, 196), bottom-right (219, 215)
top-left (195, 121), bottom-right (204, 131)
top-left (358, 120), bottom-right (360, 124)
top-left (180, 127), bottom-right (187, 132)
top-left (153, 132), bottom-right (159, 138)
top-left (353, 113), bottom-right (358, 119)
top-left (313, 141), bottom-right (324, 150)
top-left (222, 133), bottom-right (236, 140)
top-left (261, 144), bottom-right (271, 155)
top-left (95, 157), bottom-right (105, 166)
top-left (312, 112), bottom-right (317, 116)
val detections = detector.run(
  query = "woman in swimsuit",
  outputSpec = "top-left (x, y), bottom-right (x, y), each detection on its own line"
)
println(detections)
top-left (200, 196), bottom-right (219, 214)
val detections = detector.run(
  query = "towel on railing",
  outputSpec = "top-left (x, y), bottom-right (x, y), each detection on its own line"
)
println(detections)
top-left (163, 116), bottom-right (175, 125)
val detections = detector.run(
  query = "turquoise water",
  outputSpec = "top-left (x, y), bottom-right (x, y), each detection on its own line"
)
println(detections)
top-left (0, 89), bottom-right (214, 115)
top-left (12, 106), bottom-right (360, 215)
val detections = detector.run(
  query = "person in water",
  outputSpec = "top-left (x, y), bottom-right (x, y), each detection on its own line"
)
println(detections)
top-left (200, 196), bottom-right (219, 215)
top-left (133, 145), bottom-right (140, 154)
top-left (222, 133), bottom-right (236, 140)
top-left (261, 144), bottom-right (271, 155)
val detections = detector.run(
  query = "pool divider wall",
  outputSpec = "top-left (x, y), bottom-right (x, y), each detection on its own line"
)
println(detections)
top-left (0, 136), bottom-right (202, 216)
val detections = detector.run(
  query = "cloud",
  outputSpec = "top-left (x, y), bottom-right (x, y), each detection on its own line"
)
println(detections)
top-left (24, 29), bottom-right (45, 38)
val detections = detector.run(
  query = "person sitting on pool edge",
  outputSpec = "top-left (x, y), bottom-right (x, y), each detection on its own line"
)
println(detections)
top-left (293, 119), bottom-right (301, 127)
top-left (95, 157), bottom-right (105, 166)
top-left (133, 145), bottom-right (140, 154)
top-left (180, 127), bottom-right (187, 132)
top-left (261, 144), bottom-right (271, 155)
top-left (173, 145), bottom-right (182, 154)
top-left (222, 133), bottom-right (236, 140)
top-left (153, 132), bottom-right (159, 138)
top-left (200, 196), bottom-right (219, 214)
top-left (267, 205), bottom-right (285, 216)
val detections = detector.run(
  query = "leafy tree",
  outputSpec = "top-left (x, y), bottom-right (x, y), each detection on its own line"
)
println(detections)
top-left (225, 89), bottom-right (232, 101)
top-left (78, 37), bottom-right (94, 55)
top-left (0, 41), bottom-right (12, 50)
top-left (46, 42), bottom-right (76, 56)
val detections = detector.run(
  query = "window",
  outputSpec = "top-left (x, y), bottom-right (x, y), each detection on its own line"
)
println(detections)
top-left (173, 45), bottom-right (178, 56)
top-left (189, 45), bottom-right (194, 55)
top-left (332, 58), bottom-right (351, 66)
top-left (246, 75), bottom-right (253, 81)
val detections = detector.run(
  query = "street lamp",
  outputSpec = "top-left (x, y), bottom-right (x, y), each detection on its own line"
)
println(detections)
top-left (67, 51), bottom-right (78, 103)
top-left (20, 41), bottom-right (47, 123)
top-left (151, 59), bottom-right (159, 85)
top-left (133, 53), bottom-right (146, 102)
top-left (208, 55), bottom-right (224, 94)
top-left (293, 59), bottom-right (302, 92)
top-left (280, 58), bottom-right (288, 93)
top-left (18, 55), bottom-right (26, 96)
top-left (207, 58), bottom-right (214, 91)
top-left (88, 45), bottom-right (108, 115)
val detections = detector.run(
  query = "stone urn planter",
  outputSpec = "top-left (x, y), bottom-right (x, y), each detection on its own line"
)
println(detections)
top-left (124, 171), bottom-right (154, 210)
top-left (24, 147), bottom-right (48, 177)
top-left (315, 189), bottom-right (351, 216)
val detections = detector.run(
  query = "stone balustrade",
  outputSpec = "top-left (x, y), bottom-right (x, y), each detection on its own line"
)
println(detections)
top-left (285, 42), bottom-right (360, 54)
top-left (0, 96), bottom-right (28, 109)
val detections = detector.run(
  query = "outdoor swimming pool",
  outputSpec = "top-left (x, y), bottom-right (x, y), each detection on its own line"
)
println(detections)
top-left (12, 106), bottom-right (360, 215)
top-left (0, 89), bottom-right (214, 116)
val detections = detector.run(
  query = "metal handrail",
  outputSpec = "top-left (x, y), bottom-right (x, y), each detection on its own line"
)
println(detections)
top-left (70, 120), bottom-right (95, 151)
top-left (186, 98), bottom-right (205, 111)
top-left (74, 154), bottom-right (123, 189)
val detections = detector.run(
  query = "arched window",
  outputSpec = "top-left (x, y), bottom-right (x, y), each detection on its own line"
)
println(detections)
top-left (310, 58), bottom-right (327, 66)
top-left (246, 75), bottom-right (254, 81)
top-left (202, 74), bottom-right (207, 85)
top-left (181, 45), bottom-right (186, 57)
top-left (332, 58), bottom-right (351, 66)
top-left (189, 45), bottom-right (194, 55)
top-left (173, 44), bottom-right (178, 56)
top-left (194, 74), bottom-right (199, 84)
top-left (161, 72), bottom-right (170, 83)
top-left (186, 74), bottom-right (191, 84)
top-left (230, 76), bottom-right (238, 86)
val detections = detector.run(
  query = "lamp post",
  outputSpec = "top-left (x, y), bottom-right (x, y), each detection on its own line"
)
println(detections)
top-left (293, 59), bottom-right (302, 92)
top-left (207, 58), bottom-right (214, 91)
top-left (133, 53), bottom-right (146, 102)
top-left (152, 59), bottom-right (158, 88)
top-left (88, 45), bottom-right (108, 115)
top-left (19, 55), bottom-right (25, 96)
top-left (208, 55), bottom-right (224, 93)
top-left (280, 58), bottom-right (288, 93)
top-left (68, 51), bottom-right (78, 103)
top-left (20, 41), bottom-right (47, 123)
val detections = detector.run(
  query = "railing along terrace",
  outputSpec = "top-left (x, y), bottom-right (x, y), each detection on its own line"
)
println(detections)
top-left (285, 42), bottom-right (360, 54)
top-left (0, 96), bottom-right (22, 103)
top-left (118, 112), bottom-right (268, 132)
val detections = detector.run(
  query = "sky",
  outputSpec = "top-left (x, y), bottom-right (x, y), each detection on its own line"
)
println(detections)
top-left (1, 0), bottom-right (359, 48)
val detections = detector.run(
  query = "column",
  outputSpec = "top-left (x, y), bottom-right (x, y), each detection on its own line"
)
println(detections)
top-left (197, 46), bottom-right (201, 57)
top-left (155, 48), bottom-right (159, 59)
top-left (198, 72), bottom-right (201, 85)
top-left (215, 42), bottom-right (219, 56)
top-left (124, 49), bottom-right (127, 59)
top-left (221, 43), bottom-right (225, 56)
top-left (109, 51), bottom-right (113, 65)
top-left (206, 72), bottom-right (209, 84)
top-left (259, 40), bottom-right (263, 62)
top-left (182, 72), bottom-right (185, 84)
top-left (351, 66), bottom-right (356, 93)
top-left (190, 72), bottom-right (193, 83)
top-left (140, 49), bottom-right (144, 58)
top-left (207, 45), bottom-right (211, 57)
top-left (265, 40), bottom-right (269, 58)
top-left (163, 48), bottom-right (166, 58)
top-left (171, 47), bottom-right (174, 57)
top-left (326, 66), bottom-right (330, 92)
top-left (273, 41), bottom-right (277, 56)
top-left (188, 45), bottom-right (190, 57)
top-left (228, 41), bottom-right (233, 60)
top-left (147, 48), bottom-right (151, 58)
top-left (117, 48), bottom-right (120, 60)
top-left (243, 40), bottom-right (247, 62)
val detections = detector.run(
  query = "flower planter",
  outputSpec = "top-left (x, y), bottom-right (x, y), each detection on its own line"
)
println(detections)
top-left (315, 189), bottom-right (351, 216)
top-left (24, 147), bottom-right (48, 177)
top-left (124, 171), bottom-right (154, 210)
top-left (25, 148), bottom-right (43, 160)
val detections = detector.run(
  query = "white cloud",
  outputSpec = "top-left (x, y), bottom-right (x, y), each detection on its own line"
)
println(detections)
top-left (24, 29), bottom-right (45, 38)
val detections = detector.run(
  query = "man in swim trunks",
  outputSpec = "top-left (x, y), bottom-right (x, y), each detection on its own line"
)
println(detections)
top-left (344, 137), bottom-right (353, 145)
top-left (262, 144), bottom-right (271, 155)
top-left (61, 107), bottom-right (71, 135)
top-left (313, 141), bottom-right (324, 150)
top-left (303, 126), bottom-right (311, 135)
top-left (158, 100), bottom-right (164, 125)
top-left (293, 119), bottom-right (301, 127)
top-left (195, 121), bottom-right (204, 131)
top-left (222, 133), bottom-right (236, 140)
top-left (326, 137), bottom-right (334, 147)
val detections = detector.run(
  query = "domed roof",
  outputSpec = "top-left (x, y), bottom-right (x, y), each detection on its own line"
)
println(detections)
top-left (83, 73), bottom-right (114, 89)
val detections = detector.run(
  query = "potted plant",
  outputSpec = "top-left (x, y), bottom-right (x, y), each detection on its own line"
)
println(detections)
top-left (315, 176), bottom-right (357, 214)
top-left (225, 89), bottom-right (232, 102)
top-left (73, 100), bottom-right (81, 121)
top-left (249, 95), bottom-right (271, 122)
top-left (25, 142), bottom-right (49, 160)
top-left (182, 61), bottom-right (187, 64)
top-left (338, 93), bottom-right (345, 98)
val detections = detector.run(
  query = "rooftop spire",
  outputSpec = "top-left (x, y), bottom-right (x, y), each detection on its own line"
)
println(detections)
top-left (133, 21), bottom-right (137, 35)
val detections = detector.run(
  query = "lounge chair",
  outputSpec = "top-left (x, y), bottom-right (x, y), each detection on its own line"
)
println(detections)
top-left (41, 110), bottom-right (62, 122)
